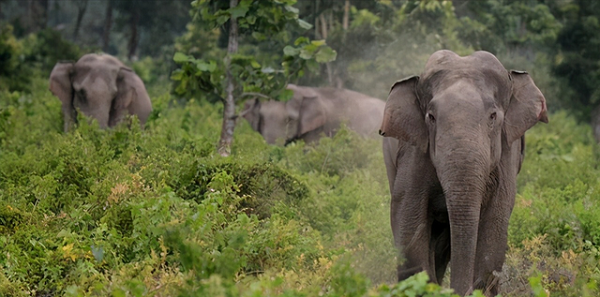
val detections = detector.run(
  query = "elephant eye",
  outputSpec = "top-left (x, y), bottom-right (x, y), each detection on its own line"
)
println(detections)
top-left (490, 112), bottom-right (497, 121)
top-left (427, 113), bottom-right (435, 123)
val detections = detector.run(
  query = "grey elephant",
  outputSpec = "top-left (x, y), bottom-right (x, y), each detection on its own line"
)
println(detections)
top-left (380, 50), bottom-right (548, 296)
top-left (49, 53), bottom-right (152, 132)
top-left (241, 98), bottom-right (298, 145)
top-left (242, 84), bottom-right (385, 145)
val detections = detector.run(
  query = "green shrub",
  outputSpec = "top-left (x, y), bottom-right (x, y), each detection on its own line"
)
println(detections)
top-left (0, 24), bottom-right (31, 92)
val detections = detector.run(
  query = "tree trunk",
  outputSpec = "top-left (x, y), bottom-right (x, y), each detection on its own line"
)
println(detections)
top-left (314, 0), bottom-right (320, 38)
top-left (217, 0), bottom-right (239, 157)
top-left (73, 0), bottom-right (88, 41)
top-left (127, 4), bottom-right (140, 60)
top-left (343, 0), bottom-right (349, 30)
top-left (102, 0), bottom-right (113, 52)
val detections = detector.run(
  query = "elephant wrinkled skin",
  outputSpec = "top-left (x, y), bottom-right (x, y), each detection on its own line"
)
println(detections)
top-left (49, 53), bottom-right (152, 132)
top-left (380, 50), bottom-right (548, 296)
top-left (242, 84), bottom-right (385, 145)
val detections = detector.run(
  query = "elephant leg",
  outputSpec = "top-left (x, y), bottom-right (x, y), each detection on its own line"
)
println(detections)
top-left (392, 182), bottom-right (435, 281)
top-left (473, 188), bottom-right (514, 296)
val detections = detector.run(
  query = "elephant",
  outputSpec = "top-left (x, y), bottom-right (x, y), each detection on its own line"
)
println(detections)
top-left (241, 84), bottom-right (385, 145)
top-left (379, 50), bottom-right (548, 296)
top-left (49, 53), bottom-right (152, 132)
top-left (241, 98), bottom-right (297, 145)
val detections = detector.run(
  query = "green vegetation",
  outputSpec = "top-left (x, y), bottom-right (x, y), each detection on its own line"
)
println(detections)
top-left (3, 0), bottom-right (600, 296)
top-left (2, 75), bottom-right (600, 297)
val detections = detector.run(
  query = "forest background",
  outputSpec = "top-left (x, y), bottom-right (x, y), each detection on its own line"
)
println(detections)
top-left (2, 0), bottom-right (600, 296)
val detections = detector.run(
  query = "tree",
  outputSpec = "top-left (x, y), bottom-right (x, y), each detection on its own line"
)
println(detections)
top-left (552, 0), bottom-right (600, 139)
top-left (172, 0), bottom-right (336, 156)
top-left (72, 0), bottom-right (88, 41)
top-left (102, 0), bottom-right (112, 53)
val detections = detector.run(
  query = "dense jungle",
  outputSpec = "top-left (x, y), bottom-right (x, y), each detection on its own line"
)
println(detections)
top-left (2, 0), bottom-right (600, 296)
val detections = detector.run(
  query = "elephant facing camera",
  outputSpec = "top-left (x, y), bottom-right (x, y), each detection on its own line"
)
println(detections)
top-left (381, 50), bottom-right (548, 296)
top-left (49, 53), bottom-right (153, 132)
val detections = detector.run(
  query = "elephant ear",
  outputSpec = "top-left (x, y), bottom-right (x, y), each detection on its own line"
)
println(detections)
top-left (115, 67), bottom-right (138, 110)
top-left (504, 70), bottom-right (548, 144)
top-left (298, 96), bottom-right (326, 136)
top-left (49, 62), bottom-right (74, 105)
top-left (241, 98), bottom-right (261, 131)
top-left (379, 75), bottom-right (427, 152)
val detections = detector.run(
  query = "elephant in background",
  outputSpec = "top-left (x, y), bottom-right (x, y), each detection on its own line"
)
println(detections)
top-left (49, 53), bottom-right (152, 132)
top-left (241, 84), bottom-right (385, 145)
top-left (380, 50), bottom-right (547, 296)
top-left (241, 98), bottom-right (298, 145)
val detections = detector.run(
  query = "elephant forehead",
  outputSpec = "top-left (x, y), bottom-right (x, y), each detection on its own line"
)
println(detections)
top-left (72, 71), bottom-right (116, 95)
top-left (261, 101), bottom-right (287, 116)
top-left (432, 83), bottom-right (486, 110)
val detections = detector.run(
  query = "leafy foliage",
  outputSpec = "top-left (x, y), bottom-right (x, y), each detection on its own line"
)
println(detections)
top-left (0, 24), bottom-right (31, 92)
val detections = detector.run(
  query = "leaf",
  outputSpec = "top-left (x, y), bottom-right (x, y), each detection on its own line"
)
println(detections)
top-left (173, 52), bottom-right (189, 63)
top-left (196, 60), bottom-right (217, 72)
top-left (297, 19), bottom-right (313, 30)
top-left (279, 89), bottom-right (294, 101)
top-left (311, 39), bottom-right (326, 47)
top-left (299, 49), bottom-right (313, 60)
top-left (252, 31), bottom-right (266, 41)
top-left (216, 15), bottom-right (229, 26)
top-left (284, 5), bottom-right (299, 14)
top-left (56, 229), bottom-right (72, 238)
top-left (229, 0), bottom-right (251, 19)
top-left (315, 46), bottom-right (337, 63)
top-left (251, 60), bottom-right (261, 69)
top-left (261, 67), bottom-right (275, 74)
top-left (170, 70), bottom-right (184, 81)
top-left (283, 46), bottom-right (300, 57)
top-left (294, 36), bottom-right (310, 46)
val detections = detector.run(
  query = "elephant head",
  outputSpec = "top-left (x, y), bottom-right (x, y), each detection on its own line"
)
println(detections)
top-left (242, 84), bottom-right (385, 145)
top-left (241, 98), bottom-right (298, 145)
top-left (380, 50), bottom-right (547, 296)
top-left (49, 53), bottom-right (152, 132)
top-left (290, 84), bottom-right (386, 144)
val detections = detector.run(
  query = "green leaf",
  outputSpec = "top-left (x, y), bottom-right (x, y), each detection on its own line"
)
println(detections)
top-left (284, 5), bottom-right (299, 14)
top-left (196, 60), bottom-right (217, 72)
top-left (311, 40), bottom-right (326, 47)
top-left (173, 52), bottom-right (189, 63)
top-left (216, 15), bottom-right (229, 26)
top-left (283, 46), bottom-right (300, 57)
top-left (297, 19), bottom-right (313, 30)
top-left (294, 36), bottom-right (310, 46)
top-left (252, 31), bottom-right (266, 41)
top-left (279, 89), bottom-right (294, 101)
top-left (246, 15), bottom-right (257, 25)
top-left (230, 0), bottom-right (251, 19)
top-left (170, 70), bottom-right (184, 81)
top-left (250, 60), bottom-right (261, 69)
top-left (315, 46), bottom-right (337, 63)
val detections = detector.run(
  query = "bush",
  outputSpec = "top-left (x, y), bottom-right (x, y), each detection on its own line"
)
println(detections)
top-left (0, 24), bottom-right (31, 92)
top-left (3, 75), bottom-right (600, 296)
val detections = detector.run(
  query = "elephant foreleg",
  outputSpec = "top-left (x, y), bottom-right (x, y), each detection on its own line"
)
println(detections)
top-left (392, 189), bottom-right (434, 282)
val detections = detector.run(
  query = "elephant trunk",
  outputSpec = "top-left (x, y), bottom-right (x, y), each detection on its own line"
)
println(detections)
top-left (435, 134), bottom-right (490, 296)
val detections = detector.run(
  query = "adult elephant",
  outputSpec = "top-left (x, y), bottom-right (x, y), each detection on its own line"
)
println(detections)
top-left (380, 50), bottom-right (548, 296)
top-left (241, 84), bottom-right (385, 145)
top-left (49, 53), bottom-right (152, 132)
top-left (241, 98), bottom-right (297, 145)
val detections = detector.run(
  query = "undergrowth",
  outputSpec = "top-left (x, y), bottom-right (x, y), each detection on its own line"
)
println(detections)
top-left (1, 77), bottom-right (600, 296)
